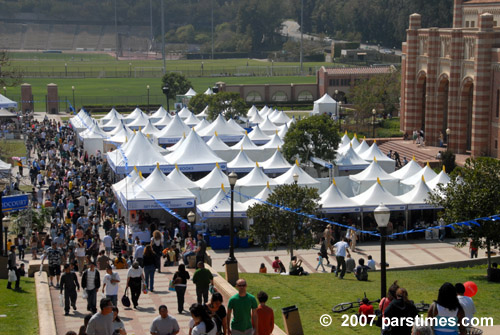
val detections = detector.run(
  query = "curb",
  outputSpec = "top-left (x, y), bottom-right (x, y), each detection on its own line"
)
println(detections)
top-left (35, 271), bottom-right (57, 335)
top-left (386, 255), bottom-right (500, 272)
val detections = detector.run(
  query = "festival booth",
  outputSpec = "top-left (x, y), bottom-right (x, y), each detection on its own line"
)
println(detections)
top-left (149, 106), bottom-right (169, 123)
top-left (277, 123), bottom-right (289, 139)
top-left (349, 159), bottom-right (400, 195)
top-left (358, 142), bottom-right (396, 173)
top-left (127, 111), bottom-right (150, 131)
top-left (335, 145), bottom-right (370, 175)
top-left (206, 134), bottom-right (234, 161)
top-left (107, 131), bottom-right (170, 175)
top-left (230, 134), bottom-right (263, 161)
top-left (400, 163), bottom-right (438, 194)
top-left (198, 114), bottom-right (245, 143)
top-left (260, 133), bottom-right (285, 155)
top-left (184, 112), bottom-right (201, 127)
top-left (165, 130), bottom-right (227, 173)
top-left (339, 132), bottom-right (351, 147)
top-left (258, 116), bottom-right (279, 135)
top-left (235, 165), bottom-right (277, 201)
top-left (70, 110), bottom-right (93, 133)
top-left (274, 163), bottom-right (321, 189)
top-left (100, 108), bottom-right (123, 124)
top-left (243, 184), bottom-right (273, 209)
top-left (153, 113), bottom-right (172, 130)
top-left (140, 120), bottom-right (160, 137)
top-left (319, 179), bottom-right (361, 214)
top-left (390, 158), bottom-right (423, 180)
top-left (101, 114), bottom-right (124, 132)
top-left (312, 93), bottom-right (338, 116)
top-left (196, 165), bottom-right (230, 203)
top-left (204, 88), bottom-right (214, 95)
top-left (259, 106), bottom-right (270, 118)
top-left (227, 150), bottom-right (257, 174)
top-left (154, 113), bottom-right (191, 145)
top-left (249, 111), bottom-right (264, 126)
top-left (117, 165), bottom-right (197, 242)
top-left (354, 139), bottom-right (370, 155)
top-left (196, 106), bottom-right (209, 120)
top-left (78, 121), bottom-right (107, 153)
top-left (247, 105), bottom-right (259, 118)
top-left (194, 118), bottom-right (210, 131)
top-left (178, 107), bottom-right (194, 119)
top-left (167, 165), bottom-right (202, 202)
top-left (0, 94), bottom-right (18, 109)
top-left (165, 134), bottom-right (186, 152)
top-left (123, 108), bottom-right (146, 125)
top-left (269, 110), bottom-right (291, 126)
top-left (426, 167), bottom-right (451, 194)
top-left (0, 158), bottom-right (11, 178)
top-left (247, 125), bottom-right (270, 145)
top-left (259, 149), bottom-right (292, 175)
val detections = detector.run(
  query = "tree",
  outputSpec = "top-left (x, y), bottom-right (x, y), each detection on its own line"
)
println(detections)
top-left (188, 93), bottom-right (212, 114)
top-left (0, 51), bottom-right (22, 88)
top-left (207, 92), bottom-right (247, 121)
top-left (247, 183), bottom-right (322, 259)
top-left (160, 72), bottom-right (192, 100)
top-left (282, 114), bottom-right (340, 166)
top-left (427, 157), bottom-right (500, 269)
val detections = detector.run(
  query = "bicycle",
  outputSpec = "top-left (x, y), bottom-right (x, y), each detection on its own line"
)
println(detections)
top-left (332, 293), bottom-right (380, 313)
top-left (414, 301), bottom-right (430, 313)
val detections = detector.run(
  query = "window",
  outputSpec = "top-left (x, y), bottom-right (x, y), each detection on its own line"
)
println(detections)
top-left (340, 79), bottom-right (351, 86)
top-left (329, 79), bottom-right (339, 86)
top-left (245, 91), bottom-right (262, 102)
top-left (272, 91), bottom-right (287, 102)
top-left (297, 91), bottom-right (313, 101)
top-left (495, 140), bottom-right (498, 149)
top-left (465, 21), bottom-right (470, 28)
top-left (471, 21), bottom-right (475, 28)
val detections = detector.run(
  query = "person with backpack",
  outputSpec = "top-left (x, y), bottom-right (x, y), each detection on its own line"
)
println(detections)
top-left (355, 258), bottom-right (370, 281)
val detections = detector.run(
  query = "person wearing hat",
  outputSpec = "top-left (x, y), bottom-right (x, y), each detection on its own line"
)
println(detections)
top-left (82, 261), bottom-right (101, 314)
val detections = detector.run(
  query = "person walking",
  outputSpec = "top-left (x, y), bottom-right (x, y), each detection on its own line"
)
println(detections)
top-left (143, 245), bottom-right (157, 292)
top-left (42, 241), bottom-right (65, 288)
top-left (256, 291), bottom-right (274, 335)
top-left (227, 279), bottom-right (258, 335)
top-left (150, 305), bottom-right (180, 335)
top-left (207, 292), bottom-right (228, 335)
top-left (189, 303), bottom-right (217, 335)
top-left (172, 264), bottom-right (190, 314)
top-left (192, 262), bottom-right (213, 305)
top-left (334, 237), bottom-right (350, 279)
top-left (86, 298), bottom-right (125, 335)
top-left (60, 264), bottom-right (80, 315)
top-left (151, 230), bottom-right (163, 273)
top-left (126, 261), bottom-right (144, 309)
top-left (82, 262), bottom-right (101, 314)
top-left (102, 265), bottom-right (120, 307)
top-left (195, 233), bottom-right (207, 265)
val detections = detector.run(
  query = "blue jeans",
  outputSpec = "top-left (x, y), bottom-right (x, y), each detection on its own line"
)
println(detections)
top-left (144, 265), bottom-right (156, 291)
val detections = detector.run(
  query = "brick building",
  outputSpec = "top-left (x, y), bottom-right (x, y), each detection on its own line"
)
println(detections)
top-left (401, 0), bottom-right (500, 157)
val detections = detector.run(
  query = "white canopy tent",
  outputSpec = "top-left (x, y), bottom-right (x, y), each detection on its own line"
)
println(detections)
top-left (340, 132), bottom-right (351, 147)
top-left (193, 118), bottom-right (210, 132)
top-left (335, 145), bottom-right (370, 171)
top-left (206, 133), bottom-right (234, 162)
top-left (104, 124), bottom-right (134, 150)
top-left (354, 139), bottom-right (370, 155)
top-left (197, 106), bottom-right (209, 119)
top-left (259, 149), bottom-right (292, 174)
top-left (243, 185), bottom-right (273, 209)
top-left (117, 165), bottom-right (196, 210)
top-left (184, 112), bottom-right (201, 127)
top-left (101, 114), bottom-right (124, 132)
top-left (198, 115), bottom-right (245, 142)
top-left (397, 177), bottom-right (437, 210)
top-left (0, 158), bottom-right (12, 177)
top-left (277, 123), bottom-right (289, 139)
top-left (204, 88), bottom-right (214, 95)
top-left (127, 111), bottom-right (150, 131)
top-left (100, 108), bottom-right (123, 124)
top-left (235, 165), bottom-right (277, 200)
top-left (249, 111), bottom-right (264, 125)
top-left (153, 113), bottom-right (173, 130)
top-left (141, 120), bottom-right (160, 136)
top-left (351, 180), bottom-right (406, 211)
top-left (167, 165), bottom-right (202, 201)
top-left (0, 94), bottom-right (17, 108)
top-left (78, 123), bottom-right (107, 154)
top-left (319, 180), bottom-right (361, 213)
top-left (165, 133), bottom-right (186, 152)
top-left (123, 108), bottom-right (146, 124)
top-left (197, 187), bottom-right (247, 219)
top-left (312, 93), bottom-right (337, 116)
top-left (400, 163), bottom-right (438, 193)
top-left (149, 106), bottom-right (169, 123)
top-left (274, 163), bottom-right (321, 189)
top-left (247, 125), bottom-right (270, 145)
top-left (259, 117), bottom-right (279, 135)
top-left (227, 150), bottom-right (256, 173)
top-left (230, 134), bottom-right (263, 161)
top-left (184, 88), bottom-right (197, 97)
top-left (426, 167), bottom-right (451, 192)
top-left (196, 164), bottom-right (230, 202)
top-left (359, 142), bottom-right (395, 173)
top-left (154, 114), bottom-right (191, 145)
top-left (165, 130), bottom-right (227, 172)
top-left (178, 107), bottom-right (193, 119)
top-left (390, 158), bottom-right (422, 180)
top-left (270, 111), bottom-right (291, 125)
top-left (349, 159), bottom-right (399, 195)
top-left (247, 105), bottom-right (259, 118)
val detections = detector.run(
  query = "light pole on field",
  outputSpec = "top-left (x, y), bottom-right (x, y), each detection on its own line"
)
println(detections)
top-left (374, 203), bottom-right (390, 299)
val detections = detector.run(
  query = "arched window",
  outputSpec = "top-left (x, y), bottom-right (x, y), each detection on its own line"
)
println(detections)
top-left (271, 91), bottom-right (288, 102)
top-left (246, 91), bottom-right (262, 102)
top-left (298, 90), bottom-right (313, 101)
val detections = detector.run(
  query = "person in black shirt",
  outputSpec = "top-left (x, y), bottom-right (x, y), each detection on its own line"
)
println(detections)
top-left (207, 292), bottom-right (227, 335)
top-left (172, 264), bottom-right (191, 313)
top-left (195, 233), bottom-right (206, 265)
top-left (60, 264), bottom-right (80, 315)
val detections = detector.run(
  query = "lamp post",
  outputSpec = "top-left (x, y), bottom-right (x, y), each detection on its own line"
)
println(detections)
top-left (338, 101), bottom-right (342, 130)
top-left (226, 171), bottom-right (239, 286)
top-left (162, 85), bottom-right (170, 114)
top-left (201, 61), bottom-right (204, 76)
top-left (374, 203), bottom-right (390, 299)
top-left (72, 86), bottom-right (76, 111)
top-left (146, 85), bottom-right (150, 113)
top-left (290, 173), bottom-right (299, 260)
top-left (446, 128), bottom-right (451, 150)
top-left (2, 86), bottom-right (6, 96)
top-left (65, 63), bottom-right (67, 77)
top-left (212, 85), bottom-right (219, 94)
top-left (129, 62), bottom-right (132, 77)
top-left (187, 211), bottom-right (196, 239)
top-left (372, 108), bottom-right (376, 138)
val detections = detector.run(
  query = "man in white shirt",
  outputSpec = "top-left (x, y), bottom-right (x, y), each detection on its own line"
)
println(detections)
top-left (333, 237), bottom-right (350, 279)
top-left (102, 265), bottom-right (120, 307)
top-left (367, 255), bottom-right (376, 271)
top-left (455, 283), bottom-right (476, 320)
top-left (103, 232), bottom-right (113, 257)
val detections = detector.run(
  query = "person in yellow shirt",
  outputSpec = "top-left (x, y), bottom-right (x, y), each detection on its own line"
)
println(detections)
top-left (7, 239), bottom-right (13, 252)
top-left (68, 180), bottom-right (73, 191)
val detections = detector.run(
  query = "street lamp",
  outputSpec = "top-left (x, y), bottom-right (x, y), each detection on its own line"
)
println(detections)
top-left (65, 63), bottom-right (67, 77)
top-left (129, 62), bottom-right (132, 77)
top-left (162, 85), bottom-right (170, 114)
top-left (72, 86), bottom-right (76, 111)
top-left (374, 203), bottom-right (390, 299)
top-left (372, 108), bottom-right (376, 138)
top-left (338, 101), bottom-right (342, 130)
top-left (212, 85), bottom-right (219, 94)
top-left (201, 61), bottom-right (204, 76)
top-left (2, 86), bottom-right (6, 96)
top-left (290, 173), bottom-right (299, 260)
top-left (446, 128), bottom-right (451, 150)
top-left (226, 171), bottom-right (239, 286)
top-left (146, 85), bottom-right (150, 113)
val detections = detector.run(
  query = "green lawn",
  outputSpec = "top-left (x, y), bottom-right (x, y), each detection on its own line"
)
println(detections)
top-left (0, 277), bottom-right (39, 335)
top-left (230, 265), bottom-right (498, 335)
top-left (0, 139), bottom-right (27, 163)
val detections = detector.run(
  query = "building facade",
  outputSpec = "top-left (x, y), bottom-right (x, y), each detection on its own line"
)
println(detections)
top-left (401, 0), bottom-right (500, 157)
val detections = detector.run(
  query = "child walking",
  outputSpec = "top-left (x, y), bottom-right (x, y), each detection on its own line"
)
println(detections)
top-left (315, 252), bottom-right (326, 272)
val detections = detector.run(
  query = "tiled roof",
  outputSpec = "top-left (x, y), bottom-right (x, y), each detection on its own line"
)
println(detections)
top-left (322, 66), bottom-right (392, 75)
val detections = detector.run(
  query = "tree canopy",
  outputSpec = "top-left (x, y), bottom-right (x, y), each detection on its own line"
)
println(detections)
top-left (188, 93), bottom-right (211, 114)
top-left (160, 72), bottom-right (192, 100)
top-left (207, 92), bottom-right (247, 121)
top-left (427, 157), bottom-right (500, 268)
top-left (247, 183), bottom-right (322, 257)
top-left (0, 51), bottom-right (22, 88)
top-left (282, 114), bottom-right (340, 165)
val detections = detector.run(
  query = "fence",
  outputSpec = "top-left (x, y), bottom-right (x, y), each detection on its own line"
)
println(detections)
top-left (17, 65), bottom-right (322, 79)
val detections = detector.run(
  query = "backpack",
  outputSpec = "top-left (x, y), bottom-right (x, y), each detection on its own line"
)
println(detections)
top-left (359, 266), bottom-right (368, 281)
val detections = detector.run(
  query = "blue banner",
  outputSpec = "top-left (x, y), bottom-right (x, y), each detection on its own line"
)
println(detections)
top-left (2, 194), bottom-right (29, 212)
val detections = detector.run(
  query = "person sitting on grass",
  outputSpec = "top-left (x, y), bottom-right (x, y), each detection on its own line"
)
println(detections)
top-left (259, 263), bottom-right (267, 273)
top-left (355, 258), bottom-right (369, 281)
top-left (289, 256), bottom-right (307, 276)
top-left (358, 298), bottom-right (374, 317)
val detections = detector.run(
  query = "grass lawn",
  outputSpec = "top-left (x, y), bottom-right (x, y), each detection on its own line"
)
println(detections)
top-left (0, 139), bottom-right (27, 163)
top-left (0, 277), bottom-right (39, 335)
top-left (229, 265), bottom-right (498, 335)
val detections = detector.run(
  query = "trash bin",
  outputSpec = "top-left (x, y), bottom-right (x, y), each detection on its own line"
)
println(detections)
top-left (281, 305), bottom-right (304, 335)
